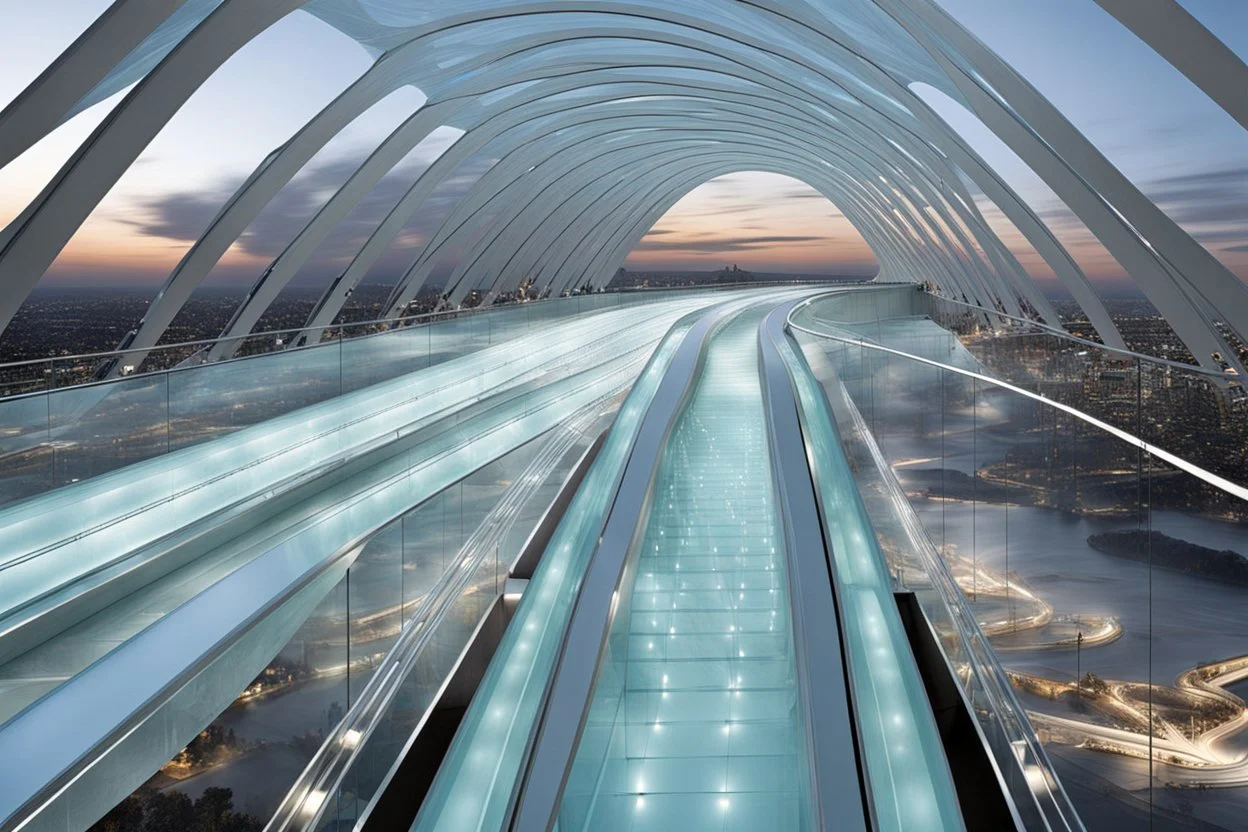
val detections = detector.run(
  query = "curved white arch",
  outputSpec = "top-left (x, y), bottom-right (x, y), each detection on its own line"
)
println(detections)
top-left (2, 0), bottom-right (1244, 375)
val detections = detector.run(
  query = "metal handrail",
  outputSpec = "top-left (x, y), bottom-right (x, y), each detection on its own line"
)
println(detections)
top-left (920, 290), bottom-right (1237, 380)
top-left (0, 280), bottom-right (820, 374)
top-left (787, 293), bottom-right (1248, 504)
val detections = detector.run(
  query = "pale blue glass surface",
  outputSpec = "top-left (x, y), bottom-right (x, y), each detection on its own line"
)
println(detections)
top-left (776, 327), bottom-right (964, 832)
top-left (411, 315), bottom-right (699, 832)
top-left (0, 289), bottom-right (696, 511)
top-left (557, 309), bottom-right (810, 832)
top-left (0, 303), bottom-right (695, 631)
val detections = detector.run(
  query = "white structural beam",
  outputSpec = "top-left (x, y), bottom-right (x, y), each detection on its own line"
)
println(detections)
top-left (2, 0), bottom-right (1244, 376)
top-left (1094, 0), bottom-right (1248, 134)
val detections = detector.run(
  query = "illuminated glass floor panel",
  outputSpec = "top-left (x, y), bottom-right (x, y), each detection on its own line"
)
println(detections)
top-left (560, 309), bottom-right (808, 831)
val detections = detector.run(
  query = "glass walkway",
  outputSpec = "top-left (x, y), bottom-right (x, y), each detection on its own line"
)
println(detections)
top-left (414, 294), bottom-right (972, 832)
top-left (558, 308), bottom-right (807, 830)
top-left (0, 288), bottom-right (1102, 832)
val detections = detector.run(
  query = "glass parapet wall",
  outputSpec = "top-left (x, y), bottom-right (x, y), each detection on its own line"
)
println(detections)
top-left (0, 295), bottom-right (746, 832)
top-left (0, 286), bottom-right (785, 510)
top-left (86, 400), bottom-right (613, 832)
top-left (923, 290), bottom-right (1248, 498)
top-left (790, 287), bottom-right (1248, 832)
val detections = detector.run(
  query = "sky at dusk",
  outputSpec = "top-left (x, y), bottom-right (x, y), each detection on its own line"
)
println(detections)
top-left (0, 0), bottom-right (1246, 295)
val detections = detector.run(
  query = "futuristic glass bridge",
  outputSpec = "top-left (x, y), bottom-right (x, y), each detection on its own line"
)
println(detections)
top-left (3, 2), bottom-right (1248, 832)
top-left (0, 288), bottom-right (1036, 832)
top-left (7, 280), bottom-right (1244, 832)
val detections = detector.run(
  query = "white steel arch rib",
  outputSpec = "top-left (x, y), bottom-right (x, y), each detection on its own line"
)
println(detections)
top-left (434, 126), bottom-right (1004, 312)
top-left (205, 13), bottom-right (1040, 352)
top-left (4, 0), bottom-right (1247, 376)
top-left (3, 3), bottom-right (1092, 343)
top-left (0, 0), bottom-right (183, 171)
top-left (321, 63), bottom-right (1067, 334)
top-left (1093, 0), bottom-right (1248, 136)
top-left (382, 102), bottom-right (1008, 313)
top-left (143, 11), bottom-right (1103, 346)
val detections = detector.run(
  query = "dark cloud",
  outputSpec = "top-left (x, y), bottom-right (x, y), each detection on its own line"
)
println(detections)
top-left (123, 191), bottom-right (234, 244)
top-left (780, 187), bottom-right (830, 200)
top-left (1145, 165), bottom-right (1248, 226)
top-left (1026, 166), bottom-right (1248, 257)
top-left (685, 204), bottom-right (762, 218)
top-left (634, 233), bottom-right (827, 253)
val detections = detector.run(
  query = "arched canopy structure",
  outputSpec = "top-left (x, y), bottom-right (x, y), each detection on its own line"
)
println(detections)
top-left (3, 0), bottom-right (1248, 376)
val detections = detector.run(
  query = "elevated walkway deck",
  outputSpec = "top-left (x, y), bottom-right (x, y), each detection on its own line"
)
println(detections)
top-left (0, 293), bottom-right (762, 832)
top-left (412, 292), bottom-right (967, 832)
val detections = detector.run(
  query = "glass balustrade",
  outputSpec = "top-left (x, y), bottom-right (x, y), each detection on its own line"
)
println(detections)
top-left (0, 303), bottom-right (692, 636)
top-left (0, 287), bottom-right (781, 509)
top-left (790, 288), bottom-right (1248, 832)
top-left (84, 415), bottom-right (607, 832)
top-left (412, 311), bottom-right (700, 832)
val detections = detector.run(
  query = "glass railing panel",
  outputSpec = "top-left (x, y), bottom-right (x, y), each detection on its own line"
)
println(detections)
top-left (428, 314), bottom-right (480, 367)
top-left (468, 310), bottom-right (492, 356)
top-left (48, 372), bottom-right (171, 487)
top-left (401, 486), bottom-right (462, 621)
top-left (166, 341), bottom-right (342, 451)
top-left (483, 304), bottom-right (527, 345)
top-left (412, 317), bottom-right (697, 832)
top-left (347, 520), bottom-right (404, 703)
top-left (340, 324), bottom-right (430, 395)
top-left (0, 393), bottom-right (53, 507)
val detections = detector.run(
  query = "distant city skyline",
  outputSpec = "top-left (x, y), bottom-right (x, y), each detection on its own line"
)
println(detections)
top-left (1, 0), bottom-right (1245, 293)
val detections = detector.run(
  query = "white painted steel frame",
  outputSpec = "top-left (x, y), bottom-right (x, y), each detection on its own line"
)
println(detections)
top-left (2, 0), bottom-right (1244, 376)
